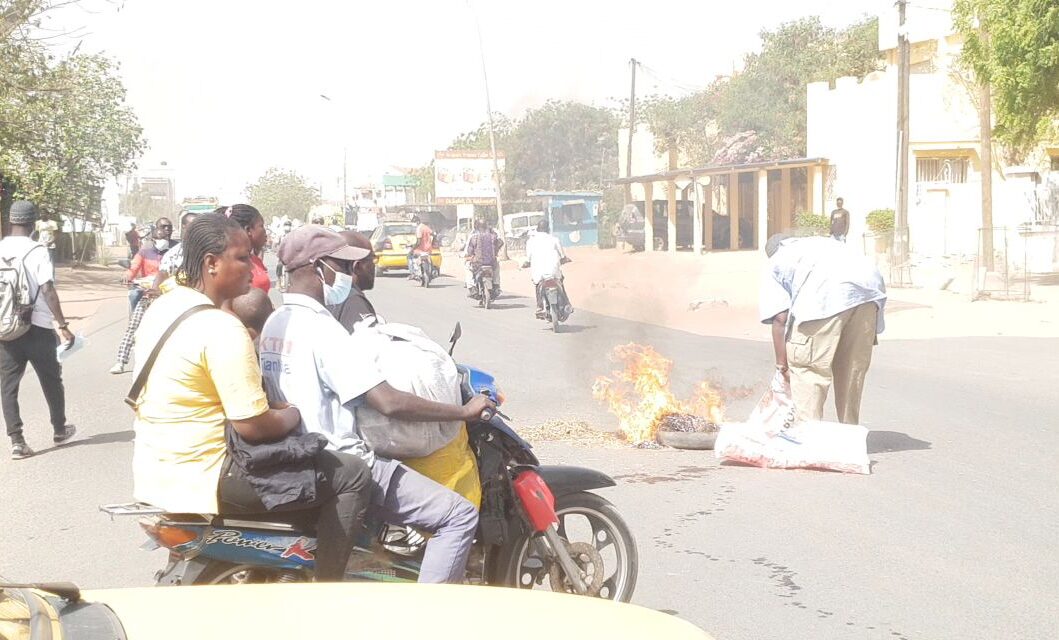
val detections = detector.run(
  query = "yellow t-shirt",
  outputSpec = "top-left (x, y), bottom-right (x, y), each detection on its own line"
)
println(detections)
top-left (131, 286), bottom-right (269, 513)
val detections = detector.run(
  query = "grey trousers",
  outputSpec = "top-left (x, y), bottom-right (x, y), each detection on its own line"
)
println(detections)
top-left (369, 458), bottom-right (478, 583)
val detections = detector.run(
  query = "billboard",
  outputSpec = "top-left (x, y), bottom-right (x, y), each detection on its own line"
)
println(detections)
top-left (434, 150), bottom-right (505, 205)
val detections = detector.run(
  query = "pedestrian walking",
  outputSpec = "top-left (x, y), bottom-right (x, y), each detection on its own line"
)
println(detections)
top-left (0, 200), bottom-right (76, 459)
top-left (760, 233), bottom-right (887, 425)
top-left (125, 222), bottom-right (142, 260)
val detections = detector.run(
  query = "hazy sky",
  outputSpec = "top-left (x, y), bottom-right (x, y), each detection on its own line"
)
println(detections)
top-left (48, 0), bottom-right (886, 202)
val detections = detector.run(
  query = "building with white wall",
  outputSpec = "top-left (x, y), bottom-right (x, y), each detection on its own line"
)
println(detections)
top-left (808, 1), bottom-right (1059, 261)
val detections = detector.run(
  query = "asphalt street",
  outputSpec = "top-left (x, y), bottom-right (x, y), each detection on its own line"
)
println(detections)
top-left (2, 263), bottom-right (1057, 640)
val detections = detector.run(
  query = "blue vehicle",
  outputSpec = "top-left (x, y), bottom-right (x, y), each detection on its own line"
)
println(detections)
top-left (103, 324), bottom-right (638, 601)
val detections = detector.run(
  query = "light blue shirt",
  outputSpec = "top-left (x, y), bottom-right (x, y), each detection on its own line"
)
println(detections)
top-left (759, 236), bottom-right (887, 336)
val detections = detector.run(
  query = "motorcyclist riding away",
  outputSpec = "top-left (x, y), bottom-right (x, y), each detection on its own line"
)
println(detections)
top-left (523, 219), bottom-right (572, 319)
top-left (407, 215), bottom-right (434, 280)
top-left (464, 219), bottom-right (502, 298)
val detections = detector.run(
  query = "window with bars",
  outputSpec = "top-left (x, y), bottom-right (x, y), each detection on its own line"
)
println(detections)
top-left (916, 157), bottom-right (969, 184)
top-left (1050, 155), bottom-right (1059, 171)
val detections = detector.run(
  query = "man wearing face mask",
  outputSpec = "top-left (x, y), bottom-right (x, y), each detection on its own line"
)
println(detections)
top-left (111, 219), bottom-right (174, 374)
top-left (259, 225), bottom-right (492, 583)
top-left (122, 218), bottom-right (173, 312)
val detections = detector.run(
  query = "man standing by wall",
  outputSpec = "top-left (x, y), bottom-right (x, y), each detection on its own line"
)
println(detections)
top-left (830, 197), bottom-right (850, 242)
top-left (34, 212), bottom-right (59, 264)
top-left (0, 201), bottom-right (76, 459)
top-left (760, 233), bottom-right (886, 425)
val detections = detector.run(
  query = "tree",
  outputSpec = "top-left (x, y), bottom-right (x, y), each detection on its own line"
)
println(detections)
top-left (640, 86), bottom-right (723, 167)
top-left (119, 180), bottom-right (171, 222)
top-left (1, 2), bottom-right (145, 228)
top-left (450, 101), bottom-right (619, 201)
top-left (506, 100), bottom-right (618, 197)
top-left (1, 53), bottom-right (145, 227)
top-left (716, 16), bottom-right (881, 159)
top-left (245, 167), bottom-right (320, 221)
top-left (954, 0), bottom-right (1059, 160)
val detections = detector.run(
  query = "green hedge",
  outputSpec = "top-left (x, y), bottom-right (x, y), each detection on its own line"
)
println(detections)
top-left (866, 209), bottom-right (894, 233)
top-left (794, 212), bottom-right (830, 236)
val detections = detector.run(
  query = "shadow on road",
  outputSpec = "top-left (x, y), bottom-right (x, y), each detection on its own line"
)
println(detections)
top-left (550, 324), bottom-right (595, 334)
top-left (64, 430), bottom-right (135, 449)
top-left (866, 430), bottom-right (932, 454)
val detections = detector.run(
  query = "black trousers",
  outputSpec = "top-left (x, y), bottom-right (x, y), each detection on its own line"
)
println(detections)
top-left (217, 449), bottom-right (372, 581)
top-left (0, 325), bottom-right (66, 439)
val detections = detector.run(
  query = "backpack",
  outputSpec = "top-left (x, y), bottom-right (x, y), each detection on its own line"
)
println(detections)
top-left (0, 244), bottom-right (44, 341)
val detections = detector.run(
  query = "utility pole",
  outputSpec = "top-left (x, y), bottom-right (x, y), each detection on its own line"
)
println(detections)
top-left (978, 20), bottom-right (994, 271)
top-left (895, 0), bottom-right (910, 265)
top-left (625, 58), bottom-right (637, 204)
top-left (470, 1), bottom-right (507, 259)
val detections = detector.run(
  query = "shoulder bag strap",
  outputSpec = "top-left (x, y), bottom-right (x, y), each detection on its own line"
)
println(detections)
top-left (125, 304), bottom-right (213, 409)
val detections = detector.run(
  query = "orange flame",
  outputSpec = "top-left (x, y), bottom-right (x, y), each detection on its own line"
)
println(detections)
top-left (592, 344), bottom-right (725, 444)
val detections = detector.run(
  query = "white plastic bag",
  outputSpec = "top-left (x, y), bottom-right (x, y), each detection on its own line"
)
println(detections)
top-left (715, 372), bottom-right (871, 474)
top-left (56, 334), bottom-right (87, 364)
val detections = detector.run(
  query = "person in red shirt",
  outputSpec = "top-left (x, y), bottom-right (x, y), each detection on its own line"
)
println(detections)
top-left (221, 204), bottom-right (271, 293)
top-left (407, 215), bottom-right (435, 281)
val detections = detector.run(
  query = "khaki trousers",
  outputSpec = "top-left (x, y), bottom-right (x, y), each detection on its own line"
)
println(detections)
top-left (787, 302), bottom-right (878, 425)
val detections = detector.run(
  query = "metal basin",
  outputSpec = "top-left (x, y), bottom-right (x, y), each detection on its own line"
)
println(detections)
top-left (655, 430), bottom-right (718, 450)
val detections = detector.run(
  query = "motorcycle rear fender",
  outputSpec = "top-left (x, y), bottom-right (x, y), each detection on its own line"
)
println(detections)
top-left (537, 465), bottom-right (616, 498)
top-left (545, 288), bottom-right (560, 305)
top-left (155, 553), bottom-right (212, 586)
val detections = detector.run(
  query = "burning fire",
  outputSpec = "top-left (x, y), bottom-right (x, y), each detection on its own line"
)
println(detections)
top-left (592, 344), bottom-right (725, 444)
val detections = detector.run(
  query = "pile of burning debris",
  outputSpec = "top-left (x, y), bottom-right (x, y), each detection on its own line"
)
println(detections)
top-left (592, 344), bottom-right (739, 449)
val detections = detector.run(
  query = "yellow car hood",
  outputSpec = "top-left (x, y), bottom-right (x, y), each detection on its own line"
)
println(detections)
top-left (84, 583), bottom-right (712, 640)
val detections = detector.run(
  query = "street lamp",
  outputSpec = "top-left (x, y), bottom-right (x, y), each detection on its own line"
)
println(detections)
top-left (319, 94), bottom-right (348, 225)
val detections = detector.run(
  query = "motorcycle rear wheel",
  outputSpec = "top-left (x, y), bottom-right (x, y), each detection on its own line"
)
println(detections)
top-left (483, 280), bottom-right (493, 309)
top-left (192, 560), bottom-right (306, 585)
top-left (550, 307), bottom-right (560, 333)
top-left (495, 492), bottom-right (638, 602)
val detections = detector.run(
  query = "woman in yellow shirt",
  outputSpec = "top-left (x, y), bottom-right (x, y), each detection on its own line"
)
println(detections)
top-left (132, 213), bottom-right (371, 580)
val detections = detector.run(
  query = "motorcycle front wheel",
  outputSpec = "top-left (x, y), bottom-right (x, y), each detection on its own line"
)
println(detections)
top-left (495, 492), bottom-right (638, 602)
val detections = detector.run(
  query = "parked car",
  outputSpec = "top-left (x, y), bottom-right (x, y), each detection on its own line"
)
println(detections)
top-left (0, 581), bottom-right (713, 639)
top-left (370, 221), bottom-right (442, 275)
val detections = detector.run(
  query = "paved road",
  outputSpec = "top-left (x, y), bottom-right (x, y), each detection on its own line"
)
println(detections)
top-left (2, 266), bottom-right (1057, 640)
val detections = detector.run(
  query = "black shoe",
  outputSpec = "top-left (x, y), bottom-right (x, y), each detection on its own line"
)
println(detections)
top-left (53, 425), bottom-right (77, 445)
top-left (11, 441), bottom-right (33, 460)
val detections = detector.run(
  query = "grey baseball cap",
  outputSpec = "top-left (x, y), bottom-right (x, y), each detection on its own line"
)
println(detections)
top-left (278, 225), bottom-right (370, 271)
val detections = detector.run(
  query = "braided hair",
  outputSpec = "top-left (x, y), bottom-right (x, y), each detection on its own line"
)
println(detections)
top-left (178, 213), bottom-right (244, 288)
top-left (222, 204), bottom-right (263, 232)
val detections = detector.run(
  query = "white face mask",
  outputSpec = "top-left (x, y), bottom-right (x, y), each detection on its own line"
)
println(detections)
top-left (154, 238), bottom-right (170, 252)
top-left (317, 261), bottom-right (352, 306)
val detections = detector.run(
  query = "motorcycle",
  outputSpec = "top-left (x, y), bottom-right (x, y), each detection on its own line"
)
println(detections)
top-left (410, 252), bottom-right (435, 288)
top-left (102, 324), bottom-right (638, 601)
top-left (537, 278), bottom-right (571, 333)
top-left (471, 265), bottom-right (499, 309)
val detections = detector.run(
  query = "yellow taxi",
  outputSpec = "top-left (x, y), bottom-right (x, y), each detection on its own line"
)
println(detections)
top-left (0, 581), bottom-right (713, 639)
top-left (371, 221), bottom-right (443, 275)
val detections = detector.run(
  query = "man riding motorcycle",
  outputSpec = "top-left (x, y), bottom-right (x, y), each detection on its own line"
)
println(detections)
top-left (331, 230), bottom-right (480, 506)
top-left (406, 215), bottom-right (434, 281)
top-left (260, 225), bottom-right (494, 583)
top-left (464, 219), bottom-right (502, 298)
top-left (523, 219), bottom-right (572, 320)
